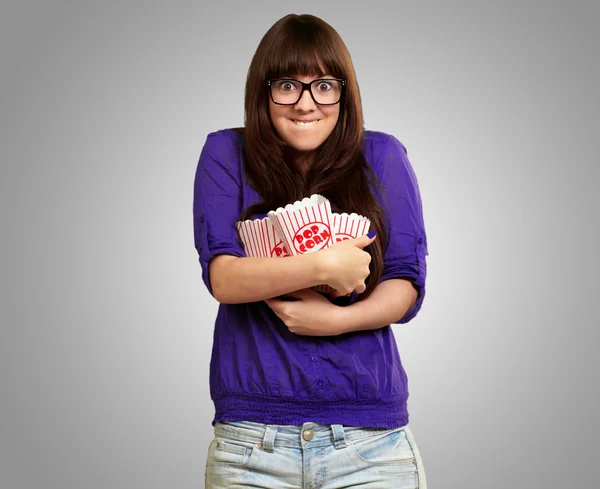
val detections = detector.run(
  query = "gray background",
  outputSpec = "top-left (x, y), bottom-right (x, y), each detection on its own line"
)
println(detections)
top-left (1, 0), bottom-right (598, 488)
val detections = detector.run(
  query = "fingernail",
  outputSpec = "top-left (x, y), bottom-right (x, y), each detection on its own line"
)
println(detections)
top-left (367, 230), bottom-right (377, 238)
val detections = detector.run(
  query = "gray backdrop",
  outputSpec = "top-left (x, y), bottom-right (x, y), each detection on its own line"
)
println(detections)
top-left (1, 0), bottom-right (598, 488)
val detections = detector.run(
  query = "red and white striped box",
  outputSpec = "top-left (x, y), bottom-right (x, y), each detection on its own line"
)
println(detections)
top-left (268, 194), bottom-right (337, 295)
top-left (236, 216), bottom-right (290, 258)
top-left (314, 212), bottom-right (372, 294)
top-left (267, 194), bottom-right (336, 256)
top-left (237, 196), bottom-right (372, 298)
top-left (332, 212), bottom-right (371, 242)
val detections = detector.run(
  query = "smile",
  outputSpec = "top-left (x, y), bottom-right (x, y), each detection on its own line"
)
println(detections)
top-left (292, 119), bottom-right (320, 127)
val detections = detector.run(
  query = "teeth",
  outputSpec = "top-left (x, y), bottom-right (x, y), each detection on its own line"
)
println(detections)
top-left (293, 120), bottom-right (319, 126)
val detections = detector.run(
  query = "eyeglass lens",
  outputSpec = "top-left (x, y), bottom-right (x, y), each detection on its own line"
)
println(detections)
top-left (271, 79), bottom-right (342, 105)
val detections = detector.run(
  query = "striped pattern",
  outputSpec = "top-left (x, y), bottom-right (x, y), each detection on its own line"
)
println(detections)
top-left (236, 195), bottom-right (371, 297)
top-left (236, 217), bottom-right (290, 258)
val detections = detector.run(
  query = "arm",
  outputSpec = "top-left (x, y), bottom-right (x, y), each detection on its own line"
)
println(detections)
top-left (193, 131), bottom-right (335, 304)
top-left (210, 231), bottom-right (376, 304)
top-left (251, 134), bottom-right (428, 333)
top-left (369, 134), bottom-right (429, 325)
top-left (209, 253), bottom-right (326, 304)
top-left (334, 278), bottom-right (418, 334)
top-left (193, 131), bottom-right (375, 305)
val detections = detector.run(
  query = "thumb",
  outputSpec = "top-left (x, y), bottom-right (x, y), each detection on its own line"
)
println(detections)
top-left (354, 230), bottom-right (377, 249)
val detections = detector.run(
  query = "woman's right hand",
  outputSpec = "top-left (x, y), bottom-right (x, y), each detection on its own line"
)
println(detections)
top-left (316, 232), bottom-right (378, 298)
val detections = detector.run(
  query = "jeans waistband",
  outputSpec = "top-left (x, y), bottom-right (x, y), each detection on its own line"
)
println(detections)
top-left (213, 420), bottom-right (406, 452)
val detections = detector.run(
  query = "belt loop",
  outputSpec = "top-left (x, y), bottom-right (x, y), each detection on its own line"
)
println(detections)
top-left (331, 424), bottom-right (347, 449)
top-left (261, 425), bottom-right (277, 452)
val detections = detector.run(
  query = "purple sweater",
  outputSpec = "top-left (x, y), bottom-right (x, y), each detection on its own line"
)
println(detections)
top-left (193, 128), bottom-right (428, 428)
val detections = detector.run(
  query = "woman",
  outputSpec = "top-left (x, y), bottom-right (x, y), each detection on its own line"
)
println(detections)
top-left (193, 13), bottom-right (429, 489)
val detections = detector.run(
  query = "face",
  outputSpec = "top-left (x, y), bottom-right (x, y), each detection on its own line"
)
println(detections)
top-left (268, 73), bottom-right (341, 161)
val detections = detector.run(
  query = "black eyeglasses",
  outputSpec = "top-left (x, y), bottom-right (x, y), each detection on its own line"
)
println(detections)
top-left (267, 78), bottom-right (345, 105)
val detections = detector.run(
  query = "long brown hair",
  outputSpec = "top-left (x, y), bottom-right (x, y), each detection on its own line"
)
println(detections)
top-left (236, 14), bottom-right (389, 301)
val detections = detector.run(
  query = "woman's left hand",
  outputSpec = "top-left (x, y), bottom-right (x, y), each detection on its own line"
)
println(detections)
top-left (264, 288), bottom-right (345, 336)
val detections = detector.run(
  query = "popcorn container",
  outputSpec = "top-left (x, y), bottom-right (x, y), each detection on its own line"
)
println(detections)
top-left (238, 196), bottom-right (372, 298)
top-left (332, 212), bottom-right (371, 242)
top-left (267, 194), bottom-right (336, 294)
top-left (313, 212), bottom-right (372, 295)
top-left (236, 216), bottom-right (290, 258)
top-left (267, 194), bottom-right (336, 257)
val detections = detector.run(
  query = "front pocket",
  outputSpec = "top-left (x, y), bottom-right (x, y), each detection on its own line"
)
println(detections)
top-left (210, 438), bottom-right (255, 465)
top-left (349, 428), bottom-right (417, 466)
top-left (205, 437), bottom-right (261, 481)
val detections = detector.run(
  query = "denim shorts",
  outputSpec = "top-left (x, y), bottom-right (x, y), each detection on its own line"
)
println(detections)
top-left (205, 420), bottom-right (427, 488)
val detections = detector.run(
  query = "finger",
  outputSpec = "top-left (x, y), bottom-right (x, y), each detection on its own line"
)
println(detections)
top-left (354, 230), bottom-right (377, 249)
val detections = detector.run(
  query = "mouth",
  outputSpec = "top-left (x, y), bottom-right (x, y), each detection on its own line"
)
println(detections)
top-left (291, 119), bottom-right (321, 127)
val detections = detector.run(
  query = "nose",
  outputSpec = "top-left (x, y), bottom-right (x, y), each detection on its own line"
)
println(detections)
top-left (295, 87), bottom-right (317, 110)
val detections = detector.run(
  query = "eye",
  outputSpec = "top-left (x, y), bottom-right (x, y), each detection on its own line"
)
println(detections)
top-left (315, 81), bottom-right (333, 92)
top-left (277, 81), bottom-right (297, 91)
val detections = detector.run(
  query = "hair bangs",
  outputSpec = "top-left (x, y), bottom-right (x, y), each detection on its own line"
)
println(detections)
top-left (265, 26), bottom-right (343, 80)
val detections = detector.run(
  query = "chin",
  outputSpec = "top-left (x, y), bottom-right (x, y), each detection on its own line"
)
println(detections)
top-left (289, 141), bottom-right (323, 152)
top-left (286, 132), bottom-right (328, 148)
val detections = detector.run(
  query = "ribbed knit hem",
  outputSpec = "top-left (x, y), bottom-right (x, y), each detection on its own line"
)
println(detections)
top-left (212, 392), bottom-right (409, 429)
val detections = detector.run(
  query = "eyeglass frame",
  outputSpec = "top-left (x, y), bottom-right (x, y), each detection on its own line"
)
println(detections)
top-left (266, 78), bottom-right (346, 106)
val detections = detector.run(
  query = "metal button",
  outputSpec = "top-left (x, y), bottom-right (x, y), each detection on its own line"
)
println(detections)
top-left (303, 429), bottom-right (314, 441)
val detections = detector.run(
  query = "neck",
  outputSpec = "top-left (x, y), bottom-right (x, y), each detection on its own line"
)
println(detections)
top-left (290, 150), bottom-right (314, 175)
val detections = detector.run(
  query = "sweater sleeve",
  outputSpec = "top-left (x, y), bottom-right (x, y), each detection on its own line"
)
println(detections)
top-left (374, 134), bottom-right (429, 324)
top-left (193, 130), bottom-right (246, 297)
